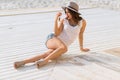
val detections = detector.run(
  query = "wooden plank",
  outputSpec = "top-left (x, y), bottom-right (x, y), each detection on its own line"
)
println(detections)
top-left (0, 8), bottom-right (120, 80)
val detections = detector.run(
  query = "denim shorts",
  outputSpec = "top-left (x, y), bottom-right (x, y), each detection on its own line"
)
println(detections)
top-left (45, 33), bottom-right (55, 47)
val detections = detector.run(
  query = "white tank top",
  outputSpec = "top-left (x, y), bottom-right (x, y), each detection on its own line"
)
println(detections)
top-left (57, 19), bottom-right (82, 46)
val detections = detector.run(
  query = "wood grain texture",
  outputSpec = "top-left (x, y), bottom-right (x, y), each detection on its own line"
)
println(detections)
top-left (0, 8), bottom-right (120, 80)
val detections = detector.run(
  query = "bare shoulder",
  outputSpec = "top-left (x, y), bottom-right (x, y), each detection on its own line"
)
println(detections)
top-left (81, 19), bottom-right (87, 28)
top-left (82, 19), bottom-right (86, 24)
top-left (78, 18), bottom-right (86, 27)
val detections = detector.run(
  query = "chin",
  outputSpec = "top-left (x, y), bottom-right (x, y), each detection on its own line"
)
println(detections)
top-left (68, 18), bottom-right (72, 20)
top-left (67, 17), bottom-right (70, 20)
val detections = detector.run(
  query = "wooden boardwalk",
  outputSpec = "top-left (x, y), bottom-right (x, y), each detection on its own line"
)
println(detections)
top-left (0, 8), bottom-right (120, 80)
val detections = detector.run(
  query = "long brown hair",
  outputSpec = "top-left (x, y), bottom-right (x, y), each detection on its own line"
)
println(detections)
top-left (65, 8), bottom-right (82, 25)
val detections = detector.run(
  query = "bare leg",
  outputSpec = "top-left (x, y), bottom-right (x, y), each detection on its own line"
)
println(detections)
top-left (37, 47), bottom-right (67, 68)
top-left (37, 37), bottom-right (67, 68)
top-left (44, 47), bottom-right (67, 61)
top-left (14, 37), bottom-right (67, 69)
top-left (14, 49), bottom-right (54, 69)
top-left (23, 49), bottom-right (54, 64)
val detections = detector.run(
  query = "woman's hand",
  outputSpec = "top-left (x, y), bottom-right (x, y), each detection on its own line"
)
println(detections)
top-left (55, 12), bottom-right (62, 20)
top-left (56, 12), bottom-right (62, 17)
top-left (81, 48), bottom-right (90, 52)
top-left (54, 12), bottom-right (64, 36)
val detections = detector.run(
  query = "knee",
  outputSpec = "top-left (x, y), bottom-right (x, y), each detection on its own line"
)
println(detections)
top-left (59, 45), bottom-right (68, 53)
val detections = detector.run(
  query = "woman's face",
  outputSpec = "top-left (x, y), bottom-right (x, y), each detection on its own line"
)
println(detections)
top-left (65, 8), bottom-right (72, 20)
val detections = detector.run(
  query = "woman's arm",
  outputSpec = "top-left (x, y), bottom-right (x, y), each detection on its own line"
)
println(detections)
top-left (54, 12), bottom-right (64, 36)
top-left (79, 19), bottom-right (90, 52)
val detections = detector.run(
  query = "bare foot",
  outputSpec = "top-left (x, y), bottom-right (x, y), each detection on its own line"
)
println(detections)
top-left (14, 61), bottom-right (25, 69)
top-left (81, 48), bottom-right (90, 52)
top-left (36, 60), bottom-right (48, 69)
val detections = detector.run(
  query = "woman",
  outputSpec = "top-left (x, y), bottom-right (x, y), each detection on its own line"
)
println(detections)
top-left (14, 2), bottom-right (90, 69)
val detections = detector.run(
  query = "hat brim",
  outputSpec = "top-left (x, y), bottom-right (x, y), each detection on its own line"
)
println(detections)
top-left (62, 6), bottom-right (81, 15)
